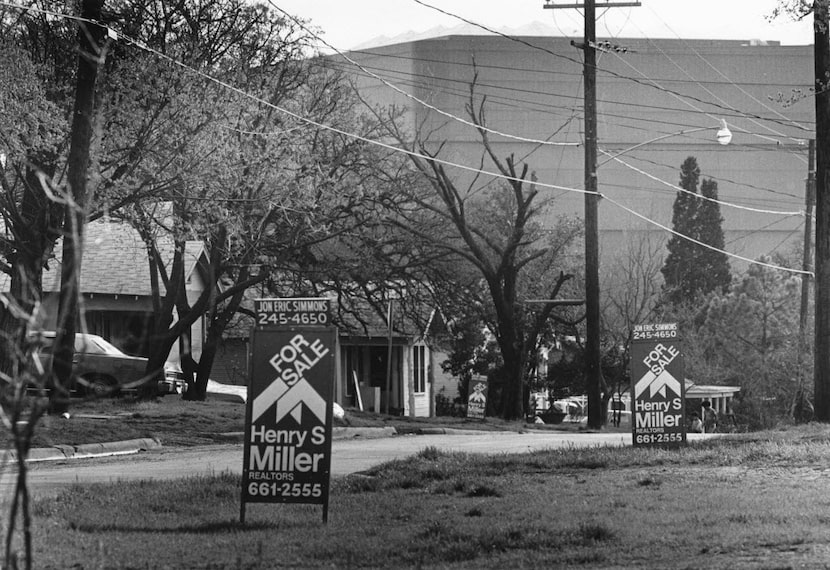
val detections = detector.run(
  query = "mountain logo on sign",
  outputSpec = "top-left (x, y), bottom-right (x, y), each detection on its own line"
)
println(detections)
top-left (634, 368), bottom-right (681, 399)
top-left (468, 382), bottom-right (487, 404)
top-left (251, 377), bottom-right (327, 425)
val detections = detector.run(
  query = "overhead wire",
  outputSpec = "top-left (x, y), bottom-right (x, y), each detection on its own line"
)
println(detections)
top-left (322, 34), bottom-right (812, 213)
top-left (646, 2), bottom-right (812, 134)
top-left (604, 195), bottom-right (810, 275)
top-left (618, 19), bottom-right (809, 163)
top-left (344, 47), bottom-right (814, 90)
top-left (322, 55), bottom-right (816, 136)
top-left (0, 0), bottom-right (812, 276)
top-left (599, 150), bottom-right (805, 217)
top-left (406, 0), bottom-right (813, 133)
top-left (269, 2), bottom-right (580, 148)
top-left (611, 152), bottom-right (803, 204)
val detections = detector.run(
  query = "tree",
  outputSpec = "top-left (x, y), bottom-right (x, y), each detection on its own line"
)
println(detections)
top-left (372, 80), bottom-right (583, 420)
top-left (600, 231), bottom-right (666, 424)
top-left (0, 6), bottom-right (74, 377)
top-left (109, 5), bottom-right (395, 400)
top-left (693, 258), bottom-right (802, 428)
top-left (661, 156), bottom-right (731, 306)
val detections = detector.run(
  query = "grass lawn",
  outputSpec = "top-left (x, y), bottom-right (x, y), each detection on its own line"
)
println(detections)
top-left (3, 395), bottom-right (599, 449)
top-left (5, 425), bottom-right (830, 568)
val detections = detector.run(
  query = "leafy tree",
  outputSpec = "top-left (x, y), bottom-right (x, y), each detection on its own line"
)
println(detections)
top-left (691, 258), bottom-right (802, 428)
top-left (661, 156), bottom-right (731, 305)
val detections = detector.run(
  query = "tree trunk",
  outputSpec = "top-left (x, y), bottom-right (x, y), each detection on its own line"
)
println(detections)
top-left (51, 0), bottom-right (105, 412)
top-left (498, 343), bottom-right (526, 421)
top-left (187, 327), bottom-right (221, 401)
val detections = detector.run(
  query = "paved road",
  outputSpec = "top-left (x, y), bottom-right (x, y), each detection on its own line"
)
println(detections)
top-left (0, 430), bottom-right (705, 499)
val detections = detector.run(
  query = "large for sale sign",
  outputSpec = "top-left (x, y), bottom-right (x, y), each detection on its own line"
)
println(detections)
top-left (630, 323), bottom-right (686, 447)
top-left (241, 327), bottom-right (336, 522)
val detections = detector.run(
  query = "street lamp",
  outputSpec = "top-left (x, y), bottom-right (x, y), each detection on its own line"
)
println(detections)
top-left (598, 120), bottom-right (733, 167)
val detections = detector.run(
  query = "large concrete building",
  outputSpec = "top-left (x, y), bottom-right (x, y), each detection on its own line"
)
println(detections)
top-left (336, 34), bottom-right (814, 277)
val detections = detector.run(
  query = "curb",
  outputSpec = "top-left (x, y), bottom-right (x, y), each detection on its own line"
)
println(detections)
top-left (214, 427), bottom-right (399, 443)
top-left (1, 438), bottom-right (162, 464)
top-left (6, 425), bottom-right (510, 464)
top-left (409, 427), bottom-right (499, 436)
top-left (332, 426), bottom-right (398, 440)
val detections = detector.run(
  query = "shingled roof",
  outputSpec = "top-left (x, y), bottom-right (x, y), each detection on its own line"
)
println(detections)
top-left (40, 220), bottom-right (206, 297)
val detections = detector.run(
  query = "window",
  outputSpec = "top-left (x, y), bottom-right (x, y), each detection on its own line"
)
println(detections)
top-left (413, 345), bottom-right (427, 394)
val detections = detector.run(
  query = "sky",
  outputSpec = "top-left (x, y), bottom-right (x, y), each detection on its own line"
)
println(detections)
top-left (273, 1), bottom-right (814, 52)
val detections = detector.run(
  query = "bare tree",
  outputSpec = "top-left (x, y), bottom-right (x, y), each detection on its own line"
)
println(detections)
top-left (600, 231), bottom-right (665, 424)
top-left (370, 79), bottom-right (583, 420)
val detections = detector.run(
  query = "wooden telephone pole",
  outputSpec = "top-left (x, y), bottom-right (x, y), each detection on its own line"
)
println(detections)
top-left (814, 2), bottom-right (830, 421)
top-left (544, 0), bottom-right (639, 429)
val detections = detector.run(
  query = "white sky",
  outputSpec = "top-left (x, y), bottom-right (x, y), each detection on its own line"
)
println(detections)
top-left (272, 0), bottom-right (813, 51)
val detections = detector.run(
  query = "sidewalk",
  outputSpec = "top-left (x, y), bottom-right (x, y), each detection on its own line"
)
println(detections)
top-left (1, 437), bottom-right (163, 463)
top-left (0, 423), bottom-right (531, 464)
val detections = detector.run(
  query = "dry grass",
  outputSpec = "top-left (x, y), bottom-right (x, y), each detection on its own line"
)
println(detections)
top-left (2, 397), bottom-right (249, 448)
top-left (9, 425), bottom-right (830, 569)
top-left (2, 396), bottom-right (602, 449)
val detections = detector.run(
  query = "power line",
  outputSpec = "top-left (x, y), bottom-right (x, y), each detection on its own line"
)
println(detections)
top-left (322, 56), bottom-right (816, 130)
top-left (604, 195), bottom-right (811, 275)
top-left (645, 3), bottom-right (812, 134)
top-left (405, 0), bottom-right (813, 133)
top-left (611, 152), bottom-right (804, 203)
top-left (600, 150), bottom-right (805, 217)
top-left (0, 1), bottom-right (810, 277)
top-left (344, 46), bottom-right (813, 90)
top-left (270, 2), bottom-right (580, 148)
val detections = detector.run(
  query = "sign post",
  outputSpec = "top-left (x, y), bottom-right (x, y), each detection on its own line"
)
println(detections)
top-left (241, 298), bottom-right (336, 524)
top-left (630, 323), bottom-right (686, 447)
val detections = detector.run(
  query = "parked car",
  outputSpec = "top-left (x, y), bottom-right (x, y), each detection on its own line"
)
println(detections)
top-left (32, 332), bottom-right (186, 397)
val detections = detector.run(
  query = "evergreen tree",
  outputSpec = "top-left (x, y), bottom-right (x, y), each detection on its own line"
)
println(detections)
top-left (661, 157), bottom-right (731, 305)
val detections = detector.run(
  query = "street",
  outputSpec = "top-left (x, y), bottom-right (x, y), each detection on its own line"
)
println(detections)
top-left (0, 430), bottom-right (644, 499)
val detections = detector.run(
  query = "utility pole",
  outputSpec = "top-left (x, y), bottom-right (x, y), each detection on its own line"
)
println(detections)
top-left (801, 139), bottom-right (815, 336)
top-left (797, 139), bottom-right (815, 419)
top-left (814, 2), bottom-right (830, 422)
top-left (582, 0), bottom-right (602, 430)
top-left (544, 0), bottom-right (639, 429)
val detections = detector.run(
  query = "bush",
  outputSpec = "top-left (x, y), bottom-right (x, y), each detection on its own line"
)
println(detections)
top-left (435, 393), bottom-right (466, 417)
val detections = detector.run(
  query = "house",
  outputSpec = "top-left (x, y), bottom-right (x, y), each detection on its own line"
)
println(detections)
top-left (213, 295), bottom-right (458, 418)
top-left (685, 380), bottom-right (741, 418)
top-left (6, 217), bottom-right (460, 417)
top-left (36, 218), bottom-right (210, 364)
top-left (335, 300), bottom-right (455, 417)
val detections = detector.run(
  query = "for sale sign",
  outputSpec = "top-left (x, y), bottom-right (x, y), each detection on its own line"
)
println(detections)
top-left (466, 375), bottom-right (488, 419)
top-left (241, 327), bottom-right (336, 522)
top-left (630, 323), bottom-right (686, 447)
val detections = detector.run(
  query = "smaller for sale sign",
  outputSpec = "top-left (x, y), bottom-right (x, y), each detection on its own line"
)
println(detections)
top-left (466, 375), bottom-right (488, 419)
top-left (242, 327), bottom-right (336, 522)
top-left (630, 323), bottom-right (686, 447)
